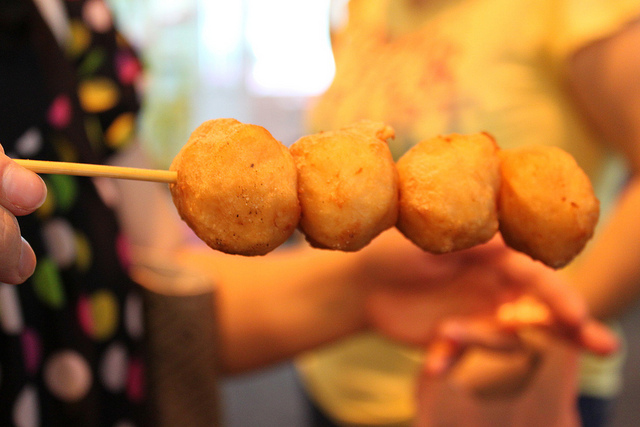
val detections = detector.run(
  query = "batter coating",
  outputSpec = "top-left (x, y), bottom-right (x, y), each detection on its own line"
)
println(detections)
top-left (290, 120), bottom-right (398, 251)
top-left (498, 145), bottom-right (600, 268)
top-left (396, 133), bottom-right (501, 253)
top-left (169, 118), bottom-right (300, 256)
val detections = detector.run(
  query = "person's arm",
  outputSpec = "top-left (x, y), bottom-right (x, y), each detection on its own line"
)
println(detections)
top-left (180, 230), bottom-right (618, 374)
top-left (566, 17), bottom-right (640, 319)
top-left (179, 242), bottom-right (367, 373)
top-left (0, 146), bottom-right (47, 284)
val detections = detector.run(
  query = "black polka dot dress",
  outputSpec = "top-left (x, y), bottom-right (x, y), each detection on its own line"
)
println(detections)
top-left (0, 1), bottom-right (147, 425)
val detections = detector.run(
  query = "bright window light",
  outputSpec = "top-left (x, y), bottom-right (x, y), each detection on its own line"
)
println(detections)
top-left (198, 1), bottom-right (244, 85)
top-left (244, 0), bottom-right (335, 96)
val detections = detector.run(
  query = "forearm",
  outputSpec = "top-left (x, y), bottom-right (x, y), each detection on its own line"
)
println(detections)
top-left (175, 244), bottom-right (367, 374)
top-left (567, 175), bottom-right (640, 319)
top-left (566, 17), bottom-right (640, 320)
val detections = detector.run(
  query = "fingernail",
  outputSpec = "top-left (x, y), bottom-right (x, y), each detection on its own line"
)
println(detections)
top-left (4, 163), bottom-right (47, 210)
top-left (18, 238), bottom-right (36, 282)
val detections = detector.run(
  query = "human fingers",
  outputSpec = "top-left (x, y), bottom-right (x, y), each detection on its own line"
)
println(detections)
top-left (496, 295), bottom-right (552, 328)
top-left (0, 207), bottom-right (37, 284)
top-left (0, 148), bottom-right (47, 216)
top-left (424, 338), bottom-right (458, 377)
top-left (577, 319), bottom-right (619, 356)
top-left (424, 318), bottom-right (523, 377)
top-left (0, 147), bottom-right (46, 283)
top-left (545, 317), bottom-right (619, 356)
top-left (496, 297), bottom-right (619, 356)
top-left (423, 318), bottom-right (546, 399)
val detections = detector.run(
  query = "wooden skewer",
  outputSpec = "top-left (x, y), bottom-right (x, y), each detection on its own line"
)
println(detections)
top-left (14, 159), bottom-right (178, 183)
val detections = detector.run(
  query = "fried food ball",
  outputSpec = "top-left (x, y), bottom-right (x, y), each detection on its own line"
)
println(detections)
top-left (169, 118), bottom-right (300, 256)
top-left (290, 120), bottom-right (398, 251)
top-left (396, 133), bottom-right (500, 253)
top-left (498, 145), bottom-right (599, 268)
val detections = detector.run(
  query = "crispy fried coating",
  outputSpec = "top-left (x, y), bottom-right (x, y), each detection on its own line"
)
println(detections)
top-left (396, 133), bottom-right (500, 253)
top-left (290, 120), bottom-right (398, 251)
top-left (169, 118), bottom-right (300, 256)
top-left (498, 145), bottom-right (599, 268)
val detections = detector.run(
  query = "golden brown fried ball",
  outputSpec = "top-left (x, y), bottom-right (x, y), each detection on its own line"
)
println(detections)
top-left (396, 133), bottom-right (501, 253)
top-left (169, 118), bottom-right (300, 256)
top-left (290, 120), bottom-right (398, 251)
top-left (498, 145), bottom-right (599, 268)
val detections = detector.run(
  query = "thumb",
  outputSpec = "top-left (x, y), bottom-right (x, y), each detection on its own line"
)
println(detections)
top-left (0, 148), bottom-right (47, 216)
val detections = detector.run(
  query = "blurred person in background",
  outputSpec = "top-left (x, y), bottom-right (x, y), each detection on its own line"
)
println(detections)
top-left (296, 0), bottom-right (640, 426)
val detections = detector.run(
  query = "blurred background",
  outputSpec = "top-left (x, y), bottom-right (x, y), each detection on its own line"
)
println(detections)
top-left (109, 0), bottom-right (345, 166)
top-left (108, 1), bottom-right (640, 426)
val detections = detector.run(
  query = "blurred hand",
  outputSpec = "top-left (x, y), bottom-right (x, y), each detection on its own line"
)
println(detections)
top-left (356, 229), bottom-right (617, 356)
top-left (0, 146), bottom-right (47, 283)
top-left (422, 297), bottom-right (615, 398)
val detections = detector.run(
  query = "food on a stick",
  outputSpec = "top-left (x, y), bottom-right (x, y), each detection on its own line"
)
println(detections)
top-left (169, 118), bottom-right (301, 256)
top-left (396, 133), bottom-right (501, 254)
top-left (498, 145), bottom-right (600, 268)
top-left (290, 120), bottom-right (398, 251)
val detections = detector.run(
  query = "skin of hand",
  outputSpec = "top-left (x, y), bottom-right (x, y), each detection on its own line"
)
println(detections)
top-left (422, 294), bottom-right (616, 399)
top-left (360, 231), bottom-right (617, 400)
top-left (358, 233), bottom-right (592, 344)
top-left (362, 231), bottom-right (617, 352)
top-left (0, 146), bottom-right (47, 284)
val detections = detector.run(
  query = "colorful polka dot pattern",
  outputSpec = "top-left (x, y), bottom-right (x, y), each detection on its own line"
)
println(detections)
top-left (0, 0), bottom-right (145, 425)
top-left (32, 258), bottom-right (66, 309)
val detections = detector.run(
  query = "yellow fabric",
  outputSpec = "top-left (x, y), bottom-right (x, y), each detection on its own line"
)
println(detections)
top-left (298, 333), bottom-right (421, 427)
top-left (298, 0), bottom-right (640, 425)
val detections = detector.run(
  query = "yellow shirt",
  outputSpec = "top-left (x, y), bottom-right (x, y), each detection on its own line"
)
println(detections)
top-left (298, 0), bottom-right (640, 425)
